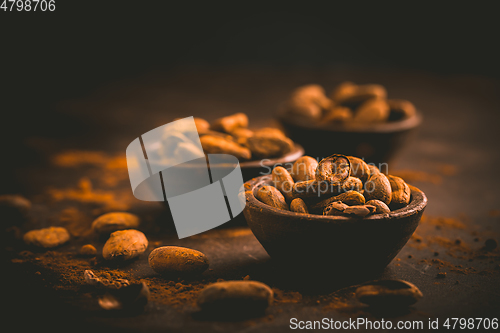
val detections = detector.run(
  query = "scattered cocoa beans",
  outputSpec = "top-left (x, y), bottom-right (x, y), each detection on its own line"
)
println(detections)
top-left (197, 280), bottom-right (273, 315)
top-left (355, 279), bottom-right (423, 307)
top-left (102, 229), bottom-right (148, 261)
top-left (80, 244), bottom-right (97, 256)
top-left (91, 212), bottom-right (140, 236)
top-left (148, 246), bottom-right (209, 277)
top-left (23, 227), bottom-right (70, 248)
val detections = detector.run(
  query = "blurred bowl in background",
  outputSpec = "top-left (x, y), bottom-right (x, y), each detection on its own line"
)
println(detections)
top-left (277, 111), bottom-right (422, 164)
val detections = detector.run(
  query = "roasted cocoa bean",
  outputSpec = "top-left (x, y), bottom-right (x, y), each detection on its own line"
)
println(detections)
top-left (91, 212), bottom-right (140, 236)
top-left (23, 227), bottom-right (70, 248)
top-left (347, 156), bottom-right (370, 183)
top-left (365, 199), bottom-right (391, 214)
top-left (353, 98), bottom-right (390, 123)
top-left (343, 205), bottom-right (376, 217)
top-left (310, 190), bottom-right (365, 212)
top-left (102, 229), bottom-right (148, 261)
top-left (356, 279), bottom-right (423, 307)
top-left (200, 135), bottom-right (251, 160)
top-left (148, 246), bottom-right (209, 276)
top-left (316, 154), bottom-right (350, 185)
top-left (272, 166), bottom-right (295, 201)
top-left (290, 198), bottom-right (309, 214)
top-left (364, 173), bottom-right (392, 205)
top-left (387, 175), bottom-right (411, 209)
top-left (290, 156), bottom-right (318, 182)
top-left (323, 201), bottom-right (349, 216)
top-left (211, 113), bottom-right (248, 133)
top-left (246, 131), bottom-right (294, 159)
top-left (197, 281), bottom-right (273, 315)
top-left (256, 186), bottom-right (288, 211)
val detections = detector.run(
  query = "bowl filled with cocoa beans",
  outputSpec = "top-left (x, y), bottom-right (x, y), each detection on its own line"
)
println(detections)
top-left (276, 83), bottom-right (422, 164)
top-left (165, 113), bottom-right (304, 181)
top-left (201, 113), bottom-right (305, 180)
top-left (243, 154), bottom-right (427, 276)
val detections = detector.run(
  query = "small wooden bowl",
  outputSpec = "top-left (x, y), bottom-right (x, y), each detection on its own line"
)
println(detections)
top-left (277, 112), bottom-right (422, 164)
top-left (243, 175), bottom-right (427, 276)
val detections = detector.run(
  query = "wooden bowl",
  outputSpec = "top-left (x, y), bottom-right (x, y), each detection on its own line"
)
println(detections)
top-left (277, 112), bottom-right (422, 164)
top-left (243, 175), bottom-right (427, 276)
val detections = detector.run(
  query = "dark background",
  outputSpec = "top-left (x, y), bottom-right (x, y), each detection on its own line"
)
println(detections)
top-left (1, 2), bottom-right (499, 125)
top-left (2, 1), bottom-right (499, 189)
top-left (3, 3), bottom-right (500, 96)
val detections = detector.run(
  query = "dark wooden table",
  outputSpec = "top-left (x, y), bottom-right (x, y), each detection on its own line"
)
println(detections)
top-left (3, 66), bottom-right (500, 332)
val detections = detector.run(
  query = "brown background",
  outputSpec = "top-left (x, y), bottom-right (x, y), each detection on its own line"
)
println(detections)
top-left (1, 2), bottom-right (500, 332)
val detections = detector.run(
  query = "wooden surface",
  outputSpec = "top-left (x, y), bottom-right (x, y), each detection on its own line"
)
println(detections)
top-left (3, 66), bottom-right (500, 332)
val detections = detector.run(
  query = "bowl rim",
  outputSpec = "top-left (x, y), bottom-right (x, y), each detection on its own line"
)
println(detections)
top-left (148, 144), bottom-right (304, 170)
top-left (239, 144), bottom-right (304, 168)
top-left (245, 174), bottom-right (427, 222)
top-left (277, 110), bottom-right (423, 134)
